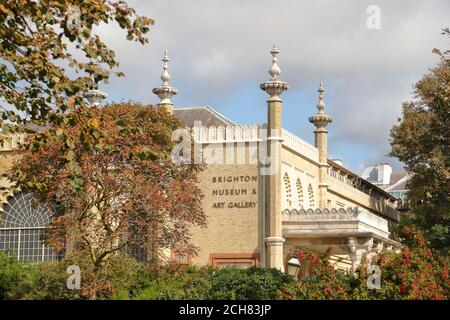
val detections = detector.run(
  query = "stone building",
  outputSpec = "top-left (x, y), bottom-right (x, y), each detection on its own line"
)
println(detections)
top-left (0, 47), bottom-right (401, 273)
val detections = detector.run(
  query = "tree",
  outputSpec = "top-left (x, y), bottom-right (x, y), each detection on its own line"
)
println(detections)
top-left (11, 103), bottom-right (206, 299)
top-left (0, 0), bottom-right (152, 127)
top-left (390, 29), bottom-right (450, 252)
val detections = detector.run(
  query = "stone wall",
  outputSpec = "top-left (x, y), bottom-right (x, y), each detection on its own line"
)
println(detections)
top-left (189, 163), bottom-right (263, 265)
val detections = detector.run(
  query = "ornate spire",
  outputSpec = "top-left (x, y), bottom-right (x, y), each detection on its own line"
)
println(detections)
top-left (161, 50), bottom-right (171, 86)
top-left (269, 45), bottom-right (281, 80)
top-left (309, 82), bottom-right (332, 129)
top-left (152, 49), bottom-right (177, 105)
top-left (317, 81), bottom-right (325, 113)
top-left (84, 89), bottom-right (108, 107)
top-left (260, 45), bottom-right (289, 100)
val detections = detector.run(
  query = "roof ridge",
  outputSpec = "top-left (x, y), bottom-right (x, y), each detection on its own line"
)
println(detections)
top-left (174, 106), bottom-right (209, 111)
top-left (204, 106), bottom-right (237, 126)
top-left (173, 106), bottom-right (237, 126)
top-left (385, 174), bottom-right (410, 192)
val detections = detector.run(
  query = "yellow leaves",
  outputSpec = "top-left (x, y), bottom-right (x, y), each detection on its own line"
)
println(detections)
top-left (89, 118), bottom-right (100, 129)
top-left (0, 4), bottom-right (12, 16)
top-left (67, 96), bottom-right (76, 107)
top-left (56, 128), bottom-right (64, 137)
top-left (0, 4), bottom-right (11, 15)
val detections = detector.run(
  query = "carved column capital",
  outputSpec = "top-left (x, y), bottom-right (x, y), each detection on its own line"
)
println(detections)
top-left (347, 236), bottom-right (374, 272)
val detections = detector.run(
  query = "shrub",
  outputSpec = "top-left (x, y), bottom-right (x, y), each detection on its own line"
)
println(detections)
top-left (26, 251), bottom-right (142, 300)
top-left (355, 227), bottom-right (450, 300)
top-left (278, 227), bottom-right (450, 300)
top-left (0, 252), bottom-right (35, 299)
top-left (25, 260), bottom-right (83, 300)
top-left (183, 266), bottom-right (293, 300)
top-left (130, 264), bottom-right (211, 300)
top-left (131, 278), bottom-right (186, 300)
top-left (277, 250), bottom-right (351, 300)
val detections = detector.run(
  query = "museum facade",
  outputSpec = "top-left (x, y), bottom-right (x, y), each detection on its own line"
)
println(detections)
top-left (0, 47), bottom-right (401, 274)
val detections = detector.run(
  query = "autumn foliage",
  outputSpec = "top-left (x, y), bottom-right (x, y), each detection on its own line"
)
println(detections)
top-left (390, 29), bottom-right (450, 252)
top-left (277, 250), bottom-right (352, 300)
top-left (10, 103), bottom-right (206, 298)
top-left (0, 0), bottom-right (152, 127)
top-left (360, 226), bottom-right (450, 300)
top-left (278, 227), bottom-right (449, 300)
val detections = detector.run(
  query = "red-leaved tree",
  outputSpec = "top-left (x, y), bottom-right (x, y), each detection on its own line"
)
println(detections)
top-left (11, 103), bottom-right (206, 298)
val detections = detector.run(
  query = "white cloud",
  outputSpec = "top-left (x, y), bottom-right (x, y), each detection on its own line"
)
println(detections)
top-left (93, 0), bottom-right (449, 172)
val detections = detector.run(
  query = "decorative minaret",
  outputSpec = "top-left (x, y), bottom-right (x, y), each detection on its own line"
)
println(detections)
top-left (84, 88), bottom-right (108, 107)
top-left (309, 82), bottom-right (332, 208)
top-left (260, 45), bottom-right (289, 271)
top-left (152, 50), bottom-right (178, 114)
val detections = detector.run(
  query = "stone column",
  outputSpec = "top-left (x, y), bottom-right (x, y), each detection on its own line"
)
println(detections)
top-left (309, 83), bottom-right (332, 208)
top-left (156, 102), bottom-right (174, 115)
top-left (152, 50), bottom-right (177, 115)
top-left (260, 45), bottom-right (289, 271)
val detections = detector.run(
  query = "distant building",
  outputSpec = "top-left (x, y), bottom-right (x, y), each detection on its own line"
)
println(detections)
top-left (361, 163), bottom-right (410, 211)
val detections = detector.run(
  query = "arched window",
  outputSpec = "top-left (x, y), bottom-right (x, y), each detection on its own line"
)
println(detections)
top-left (283, 173), bottom-right (292, 208)
top-left (296, 178), bottom-right (304, 208)
top-left (0, 192), bottom-right (61, 261)
top-left (307, 183), bottom-right (315, 208)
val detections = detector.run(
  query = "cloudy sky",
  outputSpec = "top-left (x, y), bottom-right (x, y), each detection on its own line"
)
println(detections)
top-left (97, 0), bottom-right (449, 174)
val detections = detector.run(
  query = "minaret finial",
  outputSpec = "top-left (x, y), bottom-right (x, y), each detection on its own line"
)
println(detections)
top-left (153, 49), bottom-right (177, 107)
top-left (317, 81), bottom-right (325, 113)
top-left (161, 49), bottom-right (170, 86)
top-left (309, 81), bottom-right (332, 129)
top-left (269, 44), bottom-right (281, 81)
top-left (260, 45), bottom-right (289, 99)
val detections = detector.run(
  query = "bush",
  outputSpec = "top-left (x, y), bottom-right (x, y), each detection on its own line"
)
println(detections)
top-left (183, 266), bottom-right (293, 300)
top-left (130, 264), bottom-right (211, 300)
top-left (131, 278), bottom-right (186, 300)
top-left (277, 250), bottom-right (352, 300)
top-left (355, 227), bottom-right (449, 300)
top-left (278, 227), bottom-right (450, 300)
top-left (25, 260), bottom-right (83, 300)
top-left (0, 252), bottom-right (35, 299)
top-left (26, 251), bottom-right (142, 300)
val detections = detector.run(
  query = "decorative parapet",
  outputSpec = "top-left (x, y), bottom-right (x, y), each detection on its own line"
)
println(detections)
top-left (192, 124), bottom-right (262, 143)
top-left (190, 125), bottom-right (320, 163)
top-left (282, 207), bottom-right (359, 221)
top-left (282, 206), bottom-right (390, 239)
top-left (282, 128), bottom-right (319, 162)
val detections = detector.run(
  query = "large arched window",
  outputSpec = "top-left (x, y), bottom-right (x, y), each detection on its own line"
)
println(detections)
top-left (296, 178), bottom-right (304, 208)
top-left (0, 192), bottom-right (61, 261)
top-left (307, 183), bottom-right (315, 208)
top-left (283, 172), bottom-right (292, 208)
